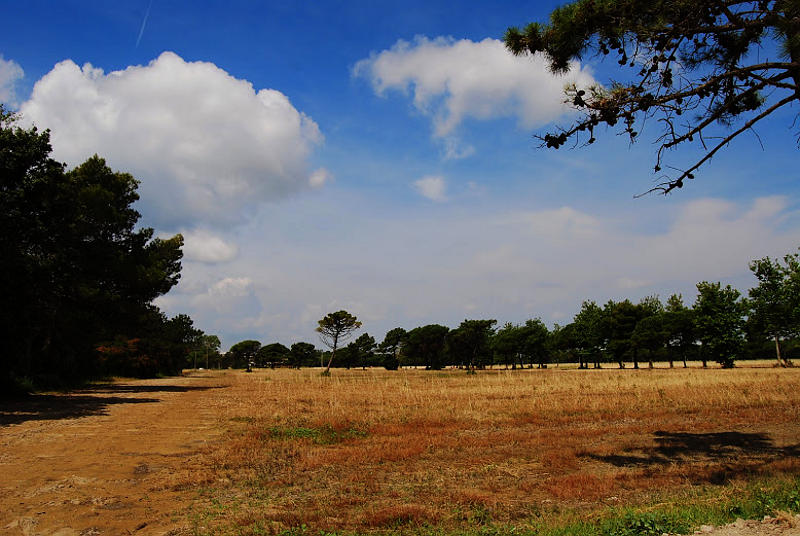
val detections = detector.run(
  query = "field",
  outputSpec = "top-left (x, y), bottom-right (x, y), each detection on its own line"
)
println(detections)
top-left (1, 363), bottom-right (799, 535)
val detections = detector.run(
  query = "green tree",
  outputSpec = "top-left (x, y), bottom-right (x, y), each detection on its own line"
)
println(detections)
top-left (492, 323), bottom-right (524, 368)
top-left (348, 333), bottom-right (377, 369)
top-left (446, 319), bottom-right (497, 372)
top-left (289, 342), bottom-right (317, 368)
top-left (548, 322), bottom-right (579, 366)
top-left (316, 310), bottom-right (362, 373)
top-left (602, 299), bottom-right (642, 368)
top-left (379, 327), bottom-right (407, 370)
top-left (202, 335), bottom-right (222, 369)
top-left (632, 314), bottom-right (666, 368)
top-left (97, 311), bottom-right (201, 378)
top-left (574, 300), bottom-right (606, 368)
top-left (1, 107), bottom-right (185, 389)
top-left (694, 281), bottom-right (747, 368)
top-left (748, 252), bottom-right (799, 367)
top-left (404, 324), bottom-right (450, 369)
top-left (154, 313), bottom-right (202, 375)
top-left (662, 294), bottom-right (697, 367)
top-left (335, 345), bottom-right (357, 369)
top-left (257, 343), bottom-right (290, 368)
top-left (505, 1), bottom-right (800, 194)
top-left (521, 318), bottom-right (551, 368)
top-left (633, 295), bottom-right (665, 368)
top-left (228, 340), bottom-right (261, 369)
top-left (189, 333), bottom-right (221, 370)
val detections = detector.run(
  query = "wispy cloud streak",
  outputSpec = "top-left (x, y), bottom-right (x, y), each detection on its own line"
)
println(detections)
top-left (136, 0), bottom-right (154, 48)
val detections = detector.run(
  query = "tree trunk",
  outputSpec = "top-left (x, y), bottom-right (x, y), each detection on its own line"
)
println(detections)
top-left (775, 335), bottom-right (785, 367)
top-left (324, 335), bottom-right (339, 373)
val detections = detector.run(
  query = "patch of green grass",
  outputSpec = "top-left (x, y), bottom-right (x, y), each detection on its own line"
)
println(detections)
top-left (190, 473), bottom-right (800, 536)
top-left (268, 425), bottom-right (368, 445)
top-left (597, 510), bottom-right (694, 536)
top-left (525, 475), bottom-right (800, 536)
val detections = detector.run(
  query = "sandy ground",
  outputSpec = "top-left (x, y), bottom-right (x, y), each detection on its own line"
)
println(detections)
top-left (0, 372), bottom-right (231, 536)
top-left (689, 515), bottom-right (800, 536)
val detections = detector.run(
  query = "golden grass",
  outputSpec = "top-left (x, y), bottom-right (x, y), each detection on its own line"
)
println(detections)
top-left (176, 364), bottom-right (800, 533)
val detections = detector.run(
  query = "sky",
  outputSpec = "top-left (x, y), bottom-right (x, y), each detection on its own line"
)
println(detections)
top-left (2, 1), bottom-right (799, 350)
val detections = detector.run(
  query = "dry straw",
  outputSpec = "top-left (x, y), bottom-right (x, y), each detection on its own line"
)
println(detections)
top-left (172, 365), bottom-right (800, 532)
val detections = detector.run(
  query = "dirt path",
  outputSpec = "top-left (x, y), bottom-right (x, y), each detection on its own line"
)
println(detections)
top-left (0, 372), bottom-right (232, 536)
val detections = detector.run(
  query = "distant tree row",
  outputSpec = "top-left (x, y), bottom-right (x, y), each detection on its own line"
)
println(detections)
top-left (1, 106), bottom-right (212, 393)
top-left (223, 340), bottom-right (320, 369)
top-left (231, 250), bottom-right (800, 372)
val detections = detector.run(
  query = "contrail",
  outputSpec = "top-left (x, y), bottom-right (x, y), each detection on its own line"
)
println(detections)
top-left (135, 0), bottom-right (154, 47)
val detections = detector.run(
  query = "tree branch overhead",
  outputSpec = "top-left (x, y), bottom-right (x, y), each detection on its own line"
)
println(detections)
top-left (505, 0), bottom-right (800, 194)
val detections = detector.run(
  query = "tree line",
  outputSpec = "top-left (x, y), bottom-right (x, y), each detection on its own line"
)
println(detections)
top-left (227, 252), bottom-right (800, 372)
top-left (5, 101), bottom-right (796, 392)
top-left (1, 106), bottom-right (212, 394)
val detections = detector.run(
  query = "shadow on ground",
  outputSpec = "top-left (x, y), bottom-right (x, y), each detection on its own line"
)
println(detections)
top-left (0, 394), bottom-right (162, 426)
top-left (587, 431), bottom-right (800, 483)
top-left (86, 383), bottom-right (221, 394)
top-left (0, 382), bottom-right (224, 426)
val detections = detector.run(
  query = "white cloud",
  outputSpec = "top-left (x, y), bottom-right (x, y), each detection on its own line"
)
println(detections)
top-left (192, 276), bottom-right (259, 317)
top-left (208, 277), bottom-right (253, 298)
top-left (309, 167), bottom-right (333, 188)
top-left (354, 36), bottom-right (596, 137)
top-left (155, 192), bottom-right (800, 349)
top-left (413, 175), bottom-right (447, 201)
top-left (0, 55), bottom-right (24, 106)
top-left (441, 136), bottom-right (475, 160)
top-left (181, 229), bottom-right (238, 263)
top-left (18, 51), bottom-right (323, 229)
top-left (506, 206), bottom-right (601, 239)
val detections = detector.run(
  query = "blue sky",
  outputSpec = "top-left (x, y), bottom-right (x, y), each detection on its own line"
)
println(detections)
top-left (2, 1), bottom-right (799, 350)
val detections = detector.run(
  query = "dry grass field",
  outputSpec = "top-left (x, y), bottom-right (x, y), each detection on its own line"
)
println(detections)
top-left (175, 364), bottom-right (800, 534)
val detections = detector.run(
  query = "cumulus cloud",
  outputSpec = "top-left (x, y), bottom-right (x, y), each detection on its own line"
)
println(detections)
top-left (413, 175), bottom-right (447, 201)
top-left (0, 55), bottom-right (24, 106)
top-left (19, 51), bottom-right (323, 229)
top-left (181, 229), bottom-right (238, 263)
top-left (354, 36), bottom-right (596, 137)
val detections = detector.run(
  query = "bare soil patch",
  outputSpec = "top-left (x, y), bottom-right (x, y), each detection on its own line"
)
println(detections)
top-left (689, 514), bottom-right (800, 536)
top-left (0, 371), bottom-right (233, 535)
